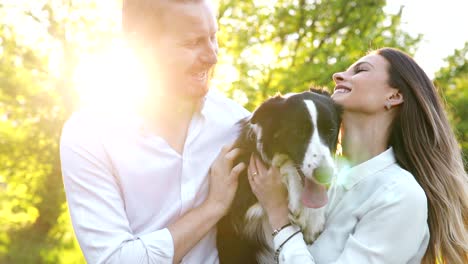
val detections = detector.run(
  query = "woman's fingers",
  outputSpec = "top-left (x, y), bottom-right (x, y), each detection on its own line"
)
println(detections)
top-left (248, 155), bottom-right (258, 189)
top-left (248, 155), bottom-right (256, 179)
top-left (254, 155), bottom-right (268, 177)
top-left (249, 154), bottom-right (257, 172)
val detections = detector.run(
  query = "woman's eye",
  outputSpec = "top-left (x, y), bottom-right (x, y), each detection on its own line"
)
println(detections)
top-left (354, 67), bottom-right (366, 74)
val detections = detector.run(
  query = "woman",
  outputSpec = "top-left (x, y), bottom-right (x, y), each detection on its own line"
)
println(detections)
top-left (248, 47), bottom-right (468, 263)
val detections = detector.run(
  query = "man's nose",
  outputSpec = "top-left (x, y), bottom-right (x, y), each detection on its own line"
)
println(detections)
top-left (200, 41), bottom-right (218, 66)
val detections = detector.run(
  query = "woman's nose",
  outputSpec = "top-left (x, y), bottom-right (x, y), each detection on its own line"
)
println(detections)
top-left (332, 72), bottom-right (344, 83)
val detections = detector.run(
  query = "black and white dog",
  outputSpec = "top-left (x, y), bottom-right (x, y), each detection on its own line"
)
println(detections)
top-left (217, 89), bottom-right (342, 264)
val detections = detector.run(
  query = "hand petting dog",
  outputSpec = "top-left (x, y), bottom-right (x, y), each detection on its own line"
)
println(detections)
top-left (208, 143), bottom-right (246, 216)
top-left (248, 154), bottom-right (290, 231)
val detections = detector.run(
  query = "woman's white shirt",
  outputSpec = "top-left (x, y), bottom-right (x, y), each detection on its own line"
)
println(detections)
top-left (273, 147), bottom-right (430, 264)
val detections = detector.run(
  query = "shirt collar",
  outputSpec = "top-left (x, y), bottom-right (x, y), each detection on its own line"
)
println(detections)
top-left (137, 94), bottom-right (209, 138)
top-left (198, 95), bottom-right (208, 117)
top-left (336, 147), bottom-right (397, 190)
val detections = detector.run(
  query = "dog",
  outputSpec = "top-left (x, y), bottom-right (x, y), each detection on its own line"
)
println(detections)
top-left (216, 89), bottom-right (342, 264)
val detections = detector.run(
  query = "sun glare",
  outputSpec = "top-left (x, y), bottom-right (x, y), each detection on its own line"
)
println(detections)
top-left (73, 41), bottom-right (148, 113)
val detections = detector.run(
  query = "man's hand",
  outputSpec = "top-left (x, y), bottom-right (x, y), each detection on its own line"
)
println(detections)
top-left (206, 143), bottom-right (246, 216)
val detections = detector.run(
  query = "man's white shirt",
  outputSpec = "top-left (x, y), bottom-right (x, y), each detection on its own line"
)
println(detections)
top-left (60, 89), bottom-right (249, 263)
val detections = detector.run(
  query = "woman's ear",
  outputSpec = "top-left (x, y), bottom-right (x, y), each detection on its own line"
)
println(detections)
top-left (388, 89), bottom-right (404, 107)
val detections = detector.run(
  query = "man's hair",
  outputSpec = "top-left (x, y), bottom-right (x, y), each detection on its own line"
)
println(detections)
top-left (122, 0), bottom-right (202, 36)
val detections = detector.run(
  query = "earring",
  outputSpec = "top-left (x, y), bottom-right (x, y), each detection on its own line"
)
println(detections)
top-left (385, 101), bottom-right (392, 110)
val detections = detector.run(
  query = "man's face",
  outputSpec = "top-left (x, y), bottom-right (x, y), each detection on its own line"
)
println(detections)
top-left (145, 1), bottom-right (218, 101)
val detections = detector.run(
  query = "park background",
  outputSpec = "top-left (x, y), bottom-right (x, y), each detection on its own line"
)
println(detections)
top-left (1, 0), bottom-right (467, 263)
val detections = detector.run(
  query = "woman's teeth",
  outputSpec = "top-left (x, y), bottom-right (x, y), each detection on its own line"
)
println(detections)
top-left (334, 88), bottom-right (350, 94)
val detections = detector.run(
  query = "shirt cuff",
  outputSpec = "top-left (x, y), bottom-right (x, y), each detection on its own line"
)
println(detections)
top-left (273, 225), bottom-right (301, 250)
top-left (138, 228), bottom-right (174, 262)
top-left (273, 225), bottom-right (315, 264)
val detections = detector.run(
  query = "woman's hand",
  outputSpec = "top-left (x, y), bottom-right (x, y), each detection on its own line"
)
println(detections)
top-left (206, 143), bottom-right (246, 217)
top-left (248, 154), bottom-right (290, 230)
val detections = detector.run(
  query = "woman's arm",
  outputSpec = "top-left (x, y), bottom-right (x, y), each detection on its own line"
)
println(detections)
top-left (248, 155), bottom-right (314, 263)
top-left (248, 155), bottom-right (428, 264)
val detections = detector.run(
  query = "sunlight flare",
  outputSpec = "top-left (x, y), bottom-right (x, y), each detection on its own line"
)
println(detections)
top-left (73, 41), bottom-right (148, 112)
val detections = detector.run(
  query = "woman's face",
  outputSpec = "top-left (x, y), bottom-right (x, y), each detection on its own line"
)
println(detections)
top-left (331, 54), bottom-right (397, 114)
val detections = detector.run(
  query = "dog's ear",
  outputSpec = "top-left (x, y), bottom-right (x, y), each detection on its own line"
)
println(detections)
top-left (334, 101), bottom-right (343, 117)
top-left (309, 86), bottom-right (331, 97)
top-left (331, 101), bottom-right (343, 154)
top-left (251, 95), bottom-right (285, 125)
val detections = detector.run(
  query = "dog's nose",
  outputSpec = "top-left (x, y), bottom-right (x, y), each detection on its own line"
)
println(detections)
top-left (313, 165), bottom-right (334, 185)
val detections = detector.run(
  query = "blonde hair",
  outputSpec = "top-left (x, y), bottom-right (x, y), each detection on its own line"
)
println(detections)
top-left (122, 0), bottom-right (203, 36)
top-left (376, 48), bottom-right (468, 264)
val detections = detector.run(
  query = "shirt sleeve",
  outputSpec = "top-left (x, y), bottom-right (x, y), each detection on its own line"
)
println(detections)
top-left (273, 180), bottom-right (429, 264)
top-left (60, 113), bottom-right (174, 264)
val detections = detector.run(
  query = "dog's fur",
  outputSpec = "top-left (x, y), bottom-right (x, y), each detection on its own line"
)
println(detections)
top-left (217, 89), bottom-right (342, 264)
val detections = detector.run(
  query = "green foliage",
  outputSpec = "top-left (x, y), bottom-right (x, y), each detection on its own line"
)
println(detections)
top-left (0, 0), bottom-right (119, 262)
top-left (216, 0), bottom-right (420, 111)
top-left (0, 23), bottom-right (64, 263)
top-left (434, 42), bottom-right (468, 168)
top-left (0, 19), bottom-right (76, 263)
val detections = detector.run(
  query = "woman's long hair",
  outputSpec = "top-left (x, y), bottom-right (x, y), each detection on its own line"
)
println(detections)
top-left (376, 48), bottom-right (468, 263)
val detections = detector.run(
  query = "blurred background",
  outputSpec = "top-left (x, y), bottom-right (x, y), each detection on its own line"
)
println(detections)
top-left (0, 0), bottom-right (467, 263)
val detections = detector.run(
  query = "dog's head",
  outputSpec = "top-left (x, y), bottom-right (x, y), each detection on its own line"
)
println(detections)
top-left (247, 89), bottom-right (342, 207)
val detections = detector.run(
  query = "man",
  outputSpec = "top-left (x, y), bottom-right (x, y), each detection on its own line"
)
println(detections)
top-left (60, 0), bottom-right (249, 263)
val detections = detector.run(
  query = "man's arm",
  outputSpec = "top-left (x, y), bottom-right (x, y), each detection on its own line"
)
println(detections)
top-left (60, 115), bottom-right (244, 263)
top-left (168, 144), bottom-right (245, 263)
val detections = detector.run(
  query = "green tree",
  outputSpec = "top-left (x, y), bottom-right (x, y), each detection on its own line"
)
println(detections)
top-left (216, 0), bottom-right (421, 110)
top-left (0, 22), bottom-right (70, 263)
top-left (0, 0), bottom-right (120, 262)
top-left (434, 42), bottom-right (468, 169)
